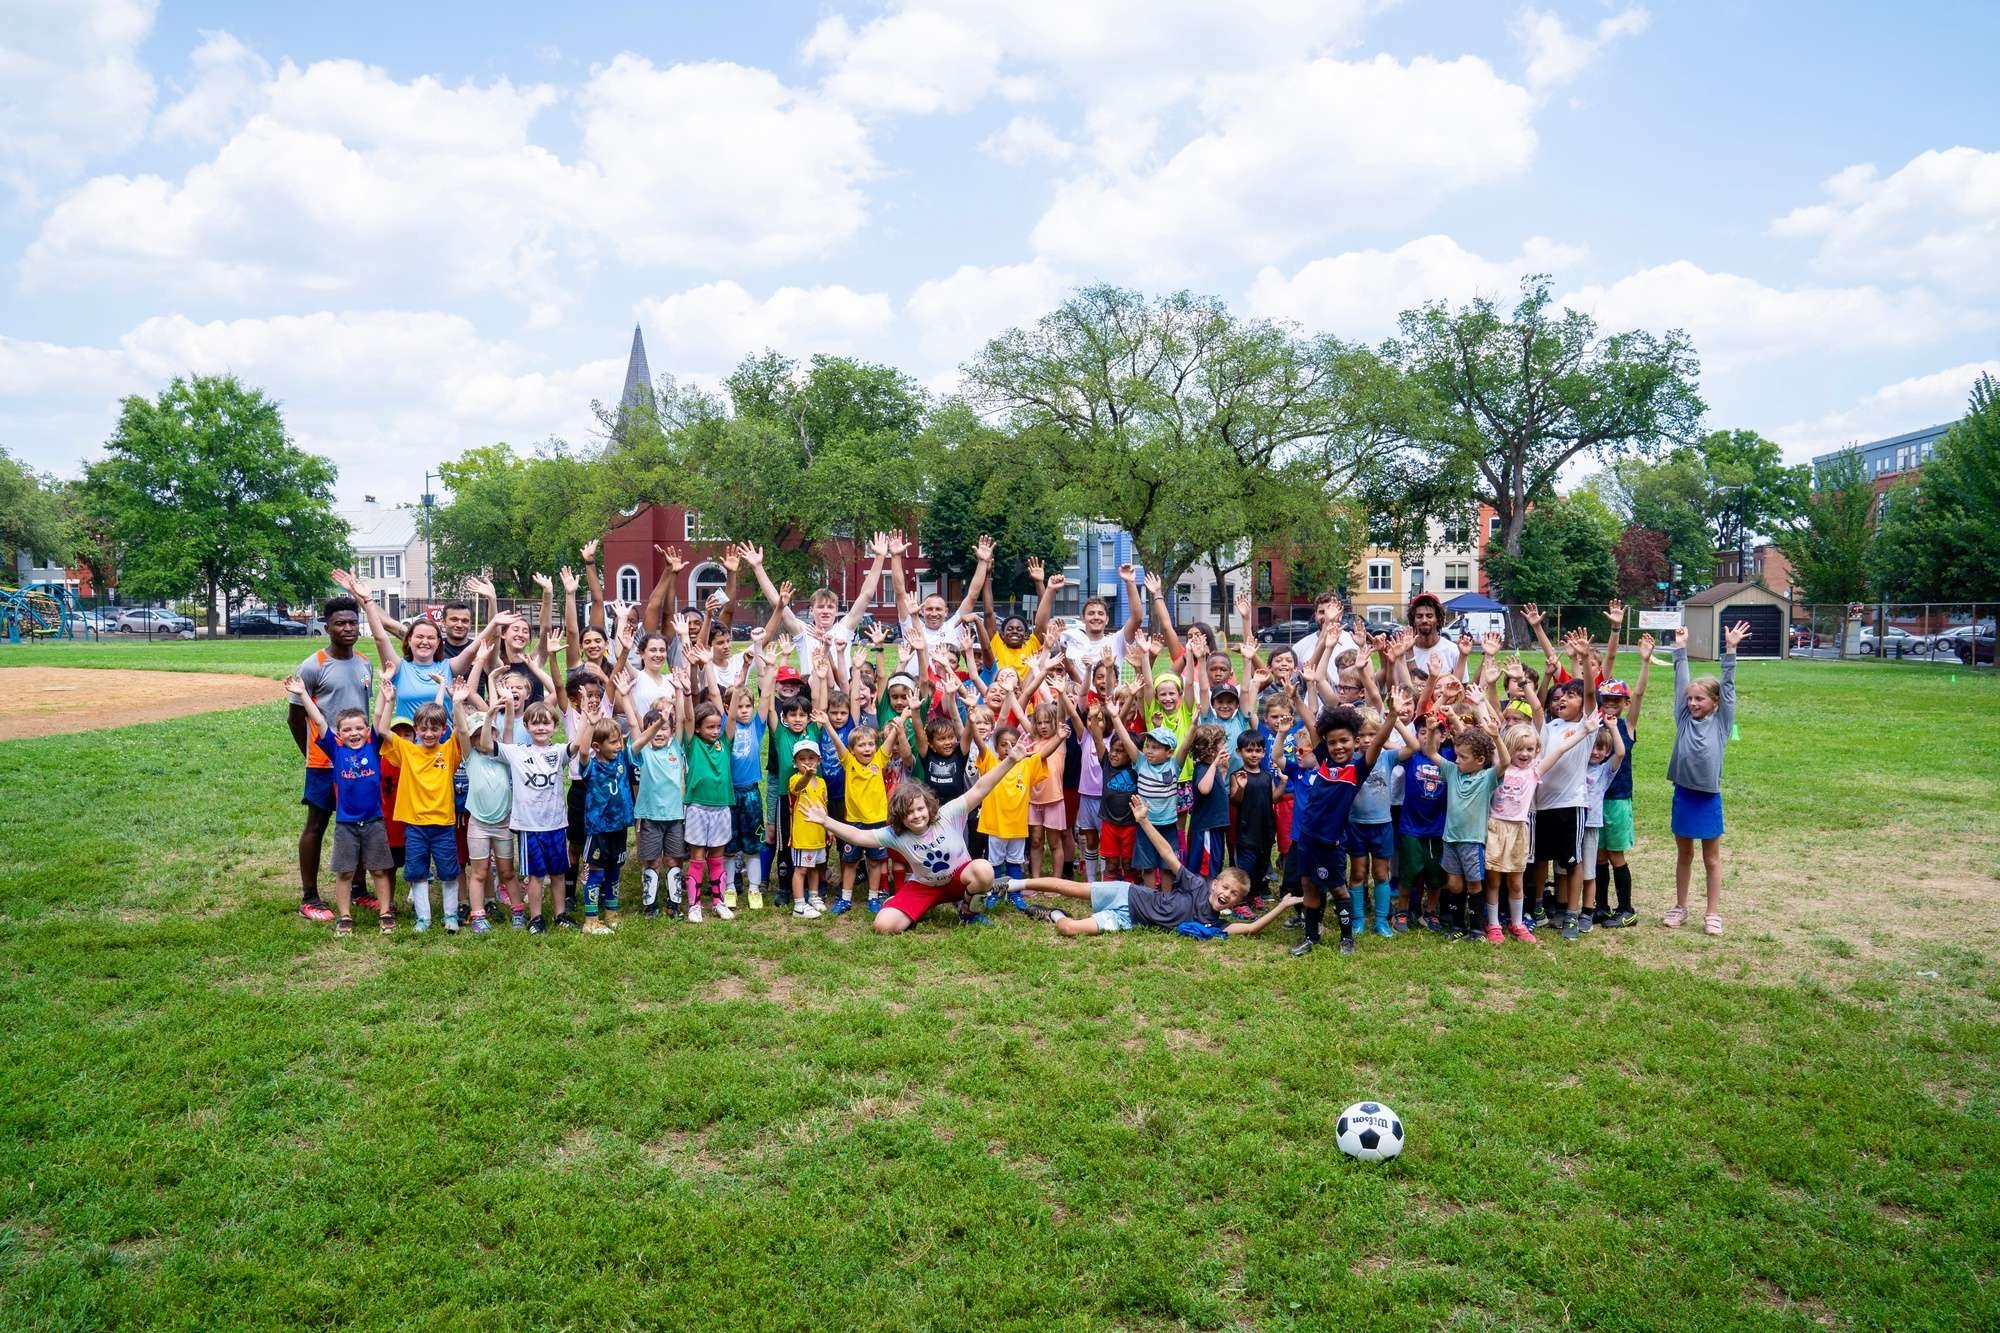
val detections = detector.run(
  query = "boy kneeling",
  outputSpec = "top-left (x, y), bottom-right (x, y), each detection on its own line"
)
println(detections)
top-left (1010, 819), bottom-right (1300, 940)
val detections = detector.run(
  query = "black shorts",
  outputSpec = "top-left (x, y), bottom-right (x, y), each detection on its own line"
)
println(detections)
top-left (1533, 806), bottom-right (1585, 869)
top-left (567, 779), bottom-right (587, 838)
top-left (1284, 840), bottom-right (1346, 893)
top-left (585, 828), bottom-right (629, 870)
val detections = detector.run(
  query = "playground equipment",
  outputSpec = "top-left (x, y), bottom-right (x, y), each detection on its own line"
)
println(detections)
top-left (1, 585), bottom-right (76, 642)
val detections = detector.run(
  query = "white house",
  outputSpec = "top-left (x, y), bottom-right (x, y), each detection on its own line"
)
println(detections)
top-left (338, 497), bottom-right (433, 619)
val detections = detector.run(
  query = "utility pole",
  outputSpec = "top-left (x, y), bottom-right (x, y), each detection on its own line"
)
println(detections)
top-left (421, 471), bottom-right (436, 605)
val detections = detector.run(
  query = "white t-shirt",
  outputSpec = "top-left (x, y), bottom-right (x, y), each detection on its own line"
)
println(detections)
top-left (881, 796), bottom-right (973, 886)
top-left (901, 612), bottom-right (966, 655)
top-left (627, 671), bottom-right (674, 726)
top-left (1059, 624), bottom-right (1129, 670)
top-left (1291, 630), bottom-right (1360, 671)
top-left (497, 741), bottom-right (568, 832)
top-left (1537, 718), bottom-right (1591, 809)
top-left (1408, 637), bottom-right (1463, 682)
top-left (785, 612), bottom-right (857, 675)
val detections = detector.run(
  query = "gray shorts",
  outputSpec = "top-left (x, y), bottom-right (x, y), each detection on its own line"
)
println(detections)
top-left (1439, 839), bottom-right (1486, 883)
top-left (466, 817), bottom-right (513, 862)
top-left (791, 847), bottom-right (827, 867)
top-left (1580, 826), bottom-right (1601, 880)
top-left (637, 817), bottom-right (686, 863)
top-left (1075, 795), bottom-right (1102, 831)
top-left (332, 819), bottom-right (393, 874)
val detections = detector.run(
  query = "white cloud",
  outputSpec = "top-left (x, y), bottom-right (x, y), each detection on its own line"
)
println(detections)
top-left (0, 311), bottom-right (620, 501)
top-left (906, 258), bottom-right (1072, 382)
top-left (1772, 360), bottom-right (2000, 461)
top-left (1558, 261), bottom-right (1989, 371)
top-left (803, 12), bottom-right (1000, 114)
top-left (1248, 234), bottom-right (1586, 338)
top-left (636, 281), bottom-right (894, 378)
top-left (1771, 147), bottom-right (2000, 296)
top-left (154, 31), bottom-right (271, 142)
top-left (980, 115), bottom-right (1073, 165)
top-left (1030, 55), bottom-right (1538, 278)
top-left (0, 0), bottom-right (157, 192)
top-left (1510, 6), bottom-right (1651, 92)
top-left (26, 52), bottom-right (878, 306)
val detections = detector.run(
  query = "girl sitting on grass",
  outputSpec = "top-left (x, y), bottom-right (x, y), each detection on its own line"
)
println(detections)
top-left (1664, 620), bottom-right (1747, 936)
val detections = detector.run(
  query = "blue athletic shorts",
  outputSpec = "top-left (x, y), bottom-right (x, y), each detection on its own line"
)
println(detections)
top-left (1671, 785), bottom-right (1724, 841)
top-left (402, 823), bottom-right (460, 882)
top-left (302, 766), bottom-right (336, 812)
top-left (1288, 839), bottom-right (1346, 890)
top-left (1344, 820), bottom-right (1394, 860)
top-left (519, 828), bottom-right (569, 878)
top-left (840, 820), bottom-right (890, 863)
top-left (1439, 839), bottom-right (1486, 883)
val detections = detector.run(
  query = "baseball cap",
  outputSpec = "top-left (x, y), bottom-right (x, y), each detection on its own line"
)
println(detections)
top-left (1211, 683), bottom-right (1240, 699)
top-left (1598, 678), bottom-right (1631, 699)
top-left (791, 738), bottom-right (821, 758)
top-left (1144, 726), bottom-right (1178, 748)
top-left (774, 665), bottom-right (802, 684)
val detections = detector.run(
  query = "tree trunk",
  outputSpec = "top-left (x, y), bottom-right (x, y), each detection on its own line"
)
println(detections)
top-left (206, 574), bottom-right (220, 638)
top-left (1207, 551), bottom-right (1232, 638)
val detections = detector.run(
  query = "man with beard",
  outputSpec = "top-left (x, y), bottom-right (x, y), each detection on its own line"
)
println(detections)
top-left (289, 596), bottom-right (374, 921)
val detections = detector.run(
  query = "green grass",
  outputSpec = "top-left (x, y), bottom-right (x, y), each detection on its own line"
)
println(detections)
top-left (2, 651), bottom-right (1997, 1329)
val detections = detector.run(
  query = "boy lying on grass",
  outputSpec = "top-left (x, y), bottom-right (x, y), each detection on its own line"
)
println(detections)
top-left (1008, 818), bottom-right (1301, 940)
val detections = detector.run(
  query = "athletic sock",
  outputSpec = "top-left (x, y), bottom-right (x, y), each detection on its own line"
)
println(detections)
top-left (1302, 904), bottom-right (1324, 943)
top-left (721, 853), bottom-right (740, 894)
top-left (409, 879), bottom-right (431, 922)
top-left (746, 855), bottom-right (765, 892)
top-left (1486, 897), bottom-right (1501, 927)
top-left (1509, 890), bottom-right (1525, 927)
top-left (1613, 863), bottom-right (1633, 913)
top-left (441, 878), bottom-right (459, 921)
top-left (1335, 895), bottom-right (1354, 940)
top-left (1375, 881), bottom-right (1393, 926)
top-left (705, 855), bottom-right (725, 903)
top-left (687, 860), bottom-right (706, 902)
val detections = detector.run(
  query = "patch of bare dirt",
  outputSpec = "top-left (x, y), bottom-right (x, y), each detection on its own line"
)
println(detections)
top-left (0, 667), bottom-right (284, 739)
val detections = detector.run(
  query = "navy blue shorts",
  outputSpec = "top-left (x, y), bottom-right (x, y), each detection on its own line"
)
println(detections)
top-left (302, 767), bottom-right (336, 812)
top-left (403, 824), bottom-right (460, 882)
top-left (728, 786), bottom-right (765, 855)
top-left (840, 820), bottom-right (890, 863)
top-left (519, 828), bottom-right (569, 879)
top-left (1287, 840), bottom-right (1347, 891)
top-left (1132, 822), bottom-right (1178, 871)
top-left (1344, 820), bottom-right (1394, 860)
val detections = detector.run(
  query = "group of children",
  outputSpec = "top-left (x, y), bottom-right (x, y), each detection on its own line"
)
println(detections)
top-left (289, 536), bottom-right (1742, 950)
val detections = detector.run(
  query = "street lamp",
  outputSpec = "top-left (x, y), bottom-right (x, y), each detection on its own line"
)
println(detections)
top-left (421, 470), bottom-right (436, 605)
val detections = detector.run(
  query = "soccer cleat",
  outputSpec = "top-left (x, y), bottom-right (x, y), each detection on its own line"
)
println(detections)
top-left (470, 915), bottom-right (492, 934)
top-left (413, 917), bottom-right (431, 934)
top-left (1507, 922), bottom-right (1540, 945)
top-left (983, 889), bottom-right (1001, 911)
top-left (688, 904), bottom-right (704, 924)
top-left (747, 889), bottom-right (765, 910)
top-left (555, 913), bottom-right (580, 931)
top-left (793, 900), bottom-right (822, 919)
top-left (1288, 938), bottom-right (1317, 957)
top-left (644, 901), bottom-right (662, 920)
top-left (866, 894), bottom-right (886, 913)
top-left (713, 901), bottom-right (735, 921)
top-left (1607, 908), bottom-right (1638, 928)
top-left (1372, 916), bottom-right (1394, 939)
top-left (299, 899), bottom-right (335, 922)
top-left (583, 919), bottom-right (613, 935)
top-left (351, 892), bottom-right (380, 914)
top-left (957, 911), bottom-right (993, 927)
top-left (1006, 889), bottom-right (1032, 914)
top-left (444, 914), bottom-right (460, 935)
top-left (722, 886), bottom-right (737, 909)
top-left (830, 896), bottom-right (852, 917)
top-left (1338, 936), bottom-right (1356, 955)
top-left (1559, 914), bottom-right (1581, 941)
top-left (528, 916), bottom-right (547, 935)
top-left (1484, 924), bottom-right (1504, 944)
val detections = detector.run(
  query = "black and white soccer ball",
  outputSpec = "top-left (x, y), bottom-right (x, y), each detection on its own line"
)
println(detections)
top-left (1336, 1100), bottom-right (1404, 1162)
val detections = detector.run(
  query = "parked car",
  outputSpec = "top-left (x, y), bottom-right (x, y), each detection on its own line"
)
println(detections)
top-left (117, 607), bottom-right (194, 636)
top-left (1859, 625), bottom-right (1929, 656)
top-left (1255, 618), bottom-right (1318, 647)
top-left (233, 609), bottom-right (310, 636)
top-left (1933, 626), bottom-right (1996, 665)
top-left (85, 607), bottom-right (123, 634)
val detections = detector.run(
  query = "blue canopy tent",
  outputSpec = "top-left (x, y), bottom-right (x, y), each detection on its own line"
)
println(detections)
top-left (1444, 592), bottom-right (1504, 613)
top-left (1443, 591), bottom-right (1508, 643)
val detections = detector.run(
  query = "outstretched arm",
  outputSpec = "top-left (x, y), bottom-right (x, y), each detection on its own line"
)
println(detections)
top-left (961, 730), bottom-right (1035, 810)
top-left (1117, 563), bottom-right (1144, 639)
top-left (1226, 893), bottom-right (1305, 936)
top-left (1144, 571), bottom-right (1183, 663)
top-left (1029, 559), bottom-right (1057, 642)
top-left (952, 534), bottom-right (993, 622)
top-left (1135, 817), bottom-right (1184, 879)
top-left (836, 534), bottom-right (891, 635)
top-left (1628, 633), bottom-right (1656, 736)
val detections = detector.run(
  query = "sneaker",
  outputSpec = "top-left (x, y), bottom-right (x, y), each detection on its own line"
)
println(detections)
top-left (688, 904), bottom-right (704, 923)
top-left (1006, 888), bottom-right (1032, 914)
top-left (830, 896), bottom-right (853, 917)
top-left (1285, 911), bottom-right (1304, 930)
top-left (723, 887), bottom-right (738, 909)
top-left (747, 889), bottom-right (765, 911)
top-left (713, 901), bottom-right (735, 921)
top-left (413, 916), bottom-right (431, 933)
top-left (299, 899), bottom-right (335, 922)
top-left (1018, 901), bottom-right (1055, 922)
top-left (1391, 911), bottom-right (1409, 934)
top-left (1507, 922), bottom-right (1540, 945)
top-left (1372, 917), bottom-right (1394, 939)
top-left (334, 915), bottom-right (354, 937)
top-left (1663, 905), bottom-right (1688, 928)
top-left (1230, 904), bottom-right (1257, 923)
top-left (808, 893), bottom-right (828, 913)
top-left (444, 914), bottom-right (460, 935)
top-left (1607, 908), bottom-right (1638, 928)
top-left (1559, 914), bottom-right (1581, 941)
top-left (983, 890), bottom-right (1001, 911)
top-left (1578, 912), bottom-right (1596, 934)
top-left (772, 893), bottom-right (792, 911)
top-left (1484, 924), bottom-right (1504, 944)
top-left (1288, 938), bottom-right (1317, 957)
top-left (1338, 936), bottom-right (1357, 955)
top-left (510, 909), bottom-right (527, 930)
top-left (457, 901), bottom-right (471, 925)
top-left (958, 911), bottom-right (993, 927)
top-left (1423, 913), bottom-right (1445, 934)
top-left (528, 916), bottom-right (547, 935)
top-left (351, 892), bottom-right (380, 913)
top-left (470, 915), bottom-right (491, 934)
top-left (583, 919), bottom-right (614, 935)
top-left (1703, 913), bottom-right (1724, 936)
top-left (644, 902), bottom-right (662, 919)
top-left (555, 913), bottom-right (580, 931)
top-left (793, 901), bottom-right (822, 919)
top-left (866, 894), bottom-right (886, 913)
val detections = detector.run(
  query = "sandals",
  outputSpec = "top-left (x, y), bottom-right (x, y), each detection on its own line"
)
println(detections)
top-left (380, 911), bottom-right (397, 935)
top-left (1703, 913), bottom-right (1724, 936)
top-left (1662, 905), bottom-right (1687, 928)
top-left (334, 915), bottom-right (354, 937)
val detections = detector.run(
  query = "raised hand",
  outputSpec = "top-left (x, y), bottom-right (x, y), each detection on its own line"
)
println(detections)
top-left (974, 534), bottom-right (995, 563)
top-left (1481, 629), bottom-right (1503, 655)
top-left (1723, 619), bottom-right (1752, 651)
top-left (740, 543), bottom-right (766, 566)
top-left (1026, 555), bottom-right (1045, 582)
top-left (452, 676), bottom-right (477, 702)
top-left (809, 706), bottom-right (830, 728)
top-left (865, 622), bottom-right (888, 646)
top-left (664, 548), bottom-right (689, 575)
top-left (1479, 658), bottom-right (1501, 687)
top-left (720, 545), bottom-right (741, 573)
top-left (1234, 588), bottom-right (1250, 619)
top-left (581, 538), bottom-right (600, 561)
top-left (283, 673), bottom-right (305, 698)
top-left (1607, 598), bottom-right (1624, 623)
top-left (1522, 603), bottom-right (1542, 627)
top-left (464, 574), bottom-right (496, 599)
top-left (559, 566), bottom-right (579, 593)
top-left (1186, 631), bottom-right (1207, 660)
top-left (1116, 562), bottom-right (1136, 582)
top-left (1008, 731), bottom-right (1035, 762)
top-left (1636, 632), bottom-right (1656, 659)
top-left (1144, 571), bottom-right (1162, 596)
top-left (532, 572), bottom-right (554, 593)
top-left (1672, 626), bottom-right (1689, 650)
top-left (545, 630), bottom-right (566, 656)
top-left (870, 531), bottom-right (890, 559)
top-left (886, 531), bottom-right (909, 557)
top-left (776, 579), bottom-right (795, 604)
top-left (329, 568), bottom-right (358, 594)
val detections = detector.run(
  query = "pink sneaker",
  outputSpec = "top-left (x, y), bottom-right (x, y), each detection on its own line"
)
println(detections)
top-left (1703, 913), bottom-right (1724, 936)
top-left (1483, 924), bottom-right (1503, 944)
top-left (1506, 922), bottom-right (1540, 945)
top-left (298, 900), bottom-right (334, 922)
top-left (1662, 905), bottom-right (1688, 928)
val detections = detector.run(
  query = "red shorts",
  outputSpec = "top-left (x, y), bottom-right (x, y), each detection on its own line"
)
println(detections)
top-left (882, 864), bottom-right (971, 922)
top-left (1063, 787), bottom-right (1081, 824)
top-left (1275, 796), bottom-right (1295, 854)
top-left (1098, 822), bottom-right (1136, 861)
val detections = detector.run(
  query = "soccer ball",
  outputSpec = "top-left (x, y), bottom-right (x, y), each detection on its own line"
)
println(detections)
top-left (1336, 1100), bottom-right (1404, 1162)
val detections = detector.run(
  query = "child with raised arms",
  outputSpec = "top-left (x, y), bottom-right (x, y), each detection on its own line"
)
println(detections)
top-left (1592, 629), bottom-right (1656, 928)
top-left (1484, 711), bottom-right (1598, 944)
top-left (631, 682), bottom-right (688, 920)
top-left (680, 668), bottom-right (735, 923)
top-left (784, 737), bottom-right (829, 918)
top-left (1666, 620), bottom-right (1745, 935)
top-left (284, 669), bottom-right (398, 935)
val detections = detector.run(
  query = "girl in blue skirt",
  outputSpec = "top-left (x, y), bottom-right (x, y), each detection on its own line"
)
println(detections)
top-left (1664, 621), bottom-right (1747, 935)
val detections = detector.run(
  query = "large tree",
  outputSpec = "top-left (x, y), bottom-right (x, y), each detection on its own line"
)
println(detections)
top-left (1594, 429), bottom-right (1808, 589)
top-left (1867, 374), bottom-right (2000, 602)
top-left (0, 447), bottom-right (79, 569)
top-left (430, 443), bottom-right (605, 595)
top-left (963, 285), bottom-right (1401, 589)
top-left (1383, 276), bottom-right (1705, 562)
top-left (916, 404), bottom-right (1072, 601)
top-left (84, 375), bottom-right (346, 632)
top-left (1774, 449), bottom-right (1875, 610)
top-left (1483, 495), bottom-right (1618, 614)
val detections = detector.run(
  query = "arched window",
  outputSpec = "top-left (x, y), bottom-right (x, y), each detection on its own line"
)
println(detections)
top-left (616, 565), bottom-right (641, 603)
top-left (689, 561), bottom-right (727, 609)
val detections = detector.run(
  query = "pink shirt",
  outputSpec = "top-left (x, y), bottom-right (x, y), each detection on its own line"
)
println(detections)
top-left (1489, 763), bottom-right (1540, 823)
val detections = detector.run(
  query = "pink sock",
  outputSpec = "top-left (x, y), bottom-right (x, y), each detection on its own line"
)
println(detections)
top-left (688, 859), bottom-right (707, 902)
top-left (707, 855), bottom-right (725, 903)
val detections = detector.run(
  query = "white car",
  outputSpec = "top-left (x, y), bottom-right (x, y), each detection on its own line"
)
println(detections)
top-left (117, 607), bottom-right (196, 637)
top-left (1858, 626), bottom-right (1928, 656)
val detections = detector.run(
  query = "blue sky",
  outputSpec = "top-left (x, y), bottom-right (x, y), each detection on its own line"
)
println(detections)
top-left (3, 0), bottom-right (1996, 505)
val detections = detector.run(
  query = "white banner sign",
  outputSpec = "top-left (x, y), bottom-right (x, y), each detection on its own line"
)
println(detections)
top-left (1638, 610), bottom-right (1684, 630)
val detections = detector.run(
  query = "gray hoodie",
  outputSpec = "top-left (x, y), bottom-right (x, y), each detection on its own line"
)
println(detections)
top-left (1666, 646), bottom-right (1734, 793)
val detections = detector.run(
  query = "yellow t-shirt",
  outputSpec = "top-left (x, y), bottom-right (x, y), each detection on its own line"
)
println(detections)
top-left (988, 632), bottom-right (1042, 677)
top-left (788, 773), bottom-right (828, 850)
top-left (841, 746), bottom-right (891, 825)
top-left (385, 732), bottom-right (462, 826)
top-left (979, 751), bottom-right (1040, 839)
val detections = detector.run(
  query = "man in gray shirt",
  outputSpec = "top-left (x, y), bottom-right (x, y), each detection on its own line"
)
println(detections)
top-left (289, 596), bottom-right (373, 921)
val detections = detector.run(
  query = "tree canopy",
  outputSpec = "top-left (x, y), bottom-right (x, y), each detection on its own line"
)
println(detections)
top-left (1481, 494), bottom-right (1618, 611)
top-left (83, 375), bottom-right (346, 630)
top-left (0, 447), bottom-right (79, 569)
top-left (1774, 449), bottom-right (1874, 607)
top-left (429, 443), bottom-right (603, 596)
top-left (1866, 374), bottom-right (2000, 603)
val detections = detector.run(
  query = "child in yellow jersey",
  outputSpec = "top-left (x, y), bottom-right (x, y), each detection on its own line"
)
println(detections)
top-left (978, 723), bottom-right (1041, 900)
top-left (817, 707), bottom-right (904, 913)
top-left (380, 694), bottom-right (464, 933)
top-left (786, 738), bottom-right (829, 919)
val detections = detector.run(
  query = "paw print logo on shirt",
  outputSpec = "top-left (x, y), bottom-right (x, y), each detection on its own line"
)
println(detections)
top-left (918, 843), bottom-right (954, 876)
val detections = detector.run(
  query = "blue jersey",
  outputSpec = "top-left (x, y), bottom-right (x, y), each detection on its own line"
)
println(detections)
top-left (581, 748), bottom-right (636, 834)
top-left (729, 715), bottom-right (766, 789)
top-left (319, 727), bottom-right (386, 823)
top-left (1605, 717), bottom-right (1636, 801)
top-left (1398, 745), bottom-right (1450, 838)
top-left (1294, 752), bottom-right (1374, 849)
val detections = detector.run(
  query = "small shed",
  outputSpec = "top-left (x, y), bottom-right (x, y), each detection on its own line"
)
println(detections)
top-left (1682, 580), bottom-right (1790, 660)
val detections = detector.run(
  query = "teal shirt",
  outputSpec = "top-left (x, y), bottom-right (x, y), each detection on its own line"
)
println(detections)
top-left (1442, 764), bottom-right (1502, 844)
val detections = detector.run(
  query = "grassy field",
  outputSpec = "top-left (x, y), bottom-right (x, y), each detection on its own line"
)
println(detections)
top-left (1, 643), bottom-right (1997, 1329)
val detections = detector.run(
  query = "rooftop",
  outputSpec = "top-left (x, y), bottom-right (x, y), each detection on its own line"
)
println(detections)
top-left (1810, 421), bottom-right (1951, 467)
top-left (338, 500), bottom-right (420, 550)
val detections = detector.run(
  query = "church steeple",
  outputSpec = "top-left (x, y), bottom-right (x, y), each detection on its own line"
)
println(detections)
top-left (619, 323), bottom-right (653, 413)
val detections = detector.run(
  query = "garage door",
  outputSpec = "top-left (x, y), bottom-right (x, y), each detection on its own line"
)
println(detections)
top-left (1722, 602), bottom-right (1784, 658)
